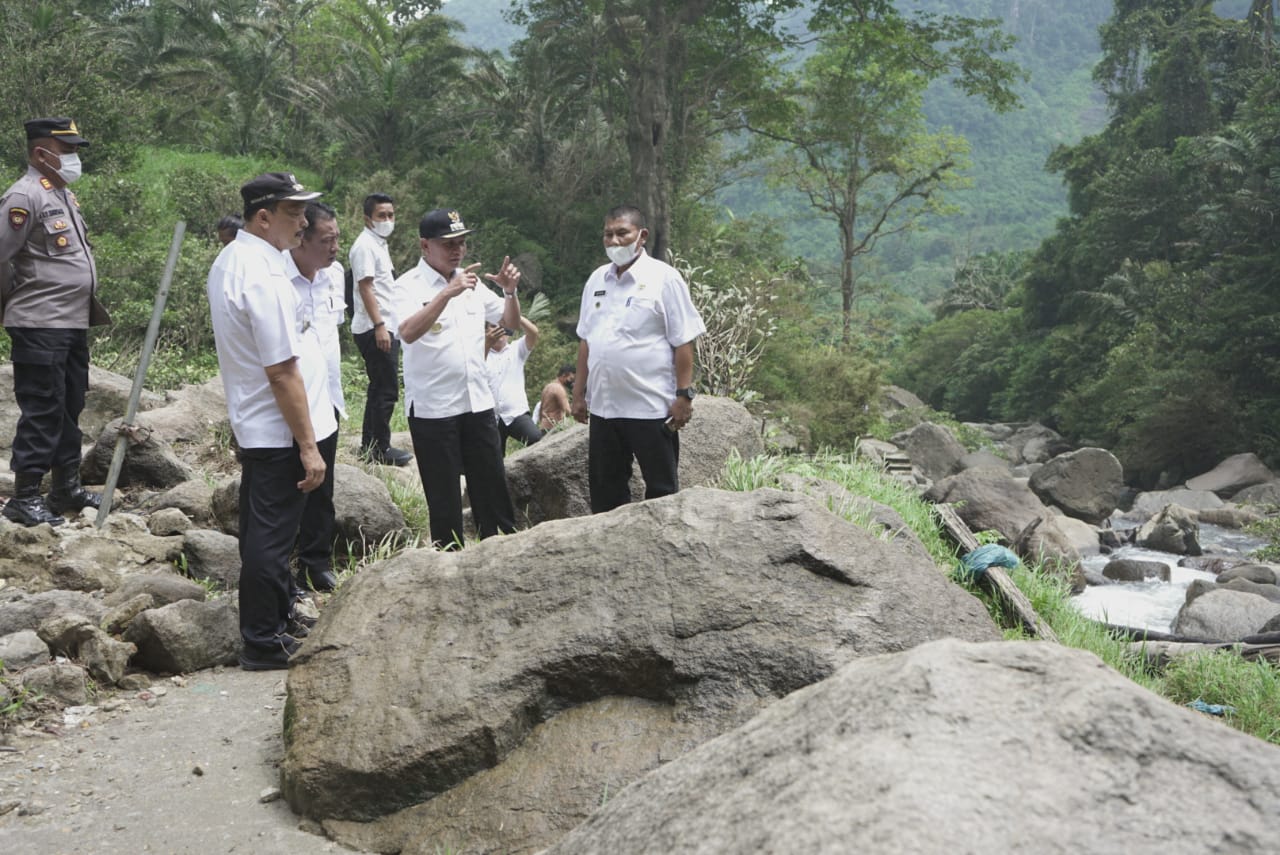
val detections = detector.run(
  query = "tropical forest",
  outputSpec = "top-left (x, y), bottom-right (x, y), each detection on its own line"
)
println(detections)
top-left (3, 0), bottom-right (1277, 485)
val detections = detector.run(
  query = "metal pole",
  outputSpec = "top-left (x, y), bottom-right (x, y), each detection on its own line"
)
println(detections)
top-left (95, 221), bottom-right (186, 528)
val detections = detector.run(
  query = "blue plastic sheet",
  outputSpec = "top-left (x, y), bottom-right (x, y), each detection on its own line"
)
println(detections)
top-left (955, 544), bottom-right (1020, 581)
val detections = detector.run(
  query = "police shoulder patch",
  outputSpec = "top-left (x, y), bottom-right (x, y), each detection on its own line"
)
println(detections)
top-left (39, 177), bottom-right (53, 190)
top-left (8, 207), bottom-right (28, 230)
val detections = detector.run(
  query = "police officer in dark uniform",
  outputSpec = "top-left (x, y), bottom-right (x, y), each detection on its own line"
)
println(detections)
top-left (0, 117), bottom-right (106, 527)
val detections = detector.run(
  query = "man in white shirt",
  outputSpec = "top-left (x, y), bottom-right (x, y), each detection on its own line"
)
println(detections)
top-left (348, 192), bottom-right (411, 467)
top-left (285, 200), bottom-right (345, 593)
top-left (393, 208), bottom-right (522, 548)
top-left (207, 172), bottom-right (333, 671)
top-left (572, 205), bottom-right (706, 513)
top-left (484, 317), bottom-right (543, 447)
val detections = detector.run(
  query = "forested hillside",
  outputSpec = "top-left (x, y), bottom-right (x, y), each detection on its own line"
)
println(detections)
top-left (896, 0), bottom-right (1280, 484)
top-left (449, 1), bottom-right (1111, 311)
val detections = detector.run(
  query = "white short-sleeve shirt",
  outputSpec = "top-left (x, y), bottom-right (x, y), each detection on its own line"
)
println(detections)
top-left (485, 338), bottom-right (532, 424)
top-left (575, 251), bottom-right (706, 420)
top-left (207, 230), bottom-right (337, 449)
top-left (285, 251), bottom-right (347, 419)
top-left (393, 258), bottom-right (506, 419)
top-left (348, 226), bottom-right (397, 335)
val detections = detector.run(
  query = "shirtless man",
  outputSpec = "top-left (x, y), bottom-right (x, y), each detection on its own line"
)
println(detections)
top-left (538, 364), bottom-right (574, 430)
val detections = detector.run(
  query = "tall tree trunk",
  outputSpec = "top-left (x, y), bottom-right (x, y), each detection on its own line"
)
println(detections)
top-left (840, 220), bottom-right (855, 346)
top-left (624, 0), bottom-right (672, 261)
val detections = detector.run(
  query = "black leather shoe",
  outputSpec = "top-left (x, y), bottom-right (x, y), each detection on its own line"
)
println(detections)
top-left (46, 466), bottom-right (101, 515)
top-left (3, 495), bottom-right (66, 527)
top-left (365, 446), bottom-right (412, 467)
top-left (300, 567), bottom-right (337, 593)
top-left (4, 472), bottom-right (65, 527)
top-left (239, 633), bottom-right (301, 671)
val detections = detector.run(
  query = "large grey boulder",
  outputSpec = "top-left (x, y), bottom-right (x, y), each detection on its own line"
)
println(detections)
top-left (182, 529), bottom-right (242, 590)
top-left (0, 629), bottom-right (50, 671)
top-left (1001, 423), bottom-right (1071, 465)
top-left (0, 590), bottom-right (106, 637)
top-left (283, 487), bottom-right (998, 852)
top-left (1172, 588), bottom-right (1280, 640)
top-left (1103, 558), bottom-right (1170, 583)
top-left (924, 468), bottom-right (1052, 543)
top-left (1137, 505), bottom-right (1202, 555)
top-left (331, 464), bottom-right (409, 552)
top-left (207, 465), bottom-right (406, 554)
top-left (140, 479), bottom-right (217, 528)
top-left (775, 473), bottom-right (933, 563)
top-left (1050, 513), bottom-right (1102, 556)
top-left (1010, 514), bottom-right (1084, 576)
top-left (504, 395), bottom-right (764, 527)
top-left (124, 597), bottom-right (240, 674)
top-left (1028, 447), bottom-right (1124, 524)
top-left (19, 662), bottom-right (89, 705)
top-left (956, 448), bottom-right (1010, 473)
top-left (879, 384), bottom-right (925, 414)
top-left (1128, 488), bottom-right (1224, 519)
top-left (82, 417), bottom-right (195, 488)
top-left (102, 570), bottom-right (207, 609)
top-left (889, 421), bottom-right (966, 483)
top-left (1219, 564), bottom-right (1279, 586)
top-left (546, 640), bottom-right (1280, 855)
top-left (1186, 452), bottom-right (1275, 499)
top-left (37, 612), bottom-right (135, 685)
top-left (1233, 480), bottom-right (1280, 506)
top-left (0, 364), bottom-right (163, 456)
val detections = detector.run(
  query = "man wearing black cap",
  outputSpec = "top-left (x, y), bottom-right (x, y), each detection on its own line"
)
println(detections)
top-left (393, 208), bottom-right (522, 548)
top-left (0, 117), bottom-right (106, 527)
top-left (207, 172), bottom-right (334, 670)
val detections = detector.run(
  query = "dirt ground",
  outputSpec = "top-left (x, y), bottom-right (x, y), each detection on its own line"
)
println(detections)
top-left (0, 666), bottom-right (354, 855)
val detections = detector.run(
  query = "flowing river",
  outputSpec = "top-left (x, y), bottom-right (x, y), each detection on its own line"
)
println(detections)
top-left (1070, 520), bottom-right (1267, 634)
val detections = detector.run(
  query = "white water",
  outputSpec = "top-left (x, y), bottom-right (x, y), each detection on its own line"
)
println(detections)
top-left (1069, 521), bottom-right (1267, 634)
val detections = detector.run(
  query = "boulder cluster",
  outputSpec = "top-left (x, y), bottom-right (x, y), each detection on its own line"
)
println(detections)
top-left (5, 374), bottom-right (1280, 853)
top-left (866, 388), bottom-right (1280, 641)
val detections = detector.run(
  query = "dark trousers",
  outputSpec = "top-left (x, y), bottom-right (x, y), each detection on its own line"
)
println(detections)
top-left (7, 327), bottom-right (89, 475)
top-left (498, 412), bottom-right (543, 447)
top-left (409, 408), bottom-right (516, 548)
top-left (588, 416), bottom-right (680, 514)
top-left (238, 444), bottom-right (308, 650)
top-left (296, 425), bottom-right (339, 579)
top-left (353, 329), bottom-right (400, 453)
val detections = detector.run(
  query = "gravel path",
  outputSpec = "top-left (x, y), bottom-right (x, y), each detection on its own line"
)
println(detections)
top-left (0, 666), bottom-right (349, 854)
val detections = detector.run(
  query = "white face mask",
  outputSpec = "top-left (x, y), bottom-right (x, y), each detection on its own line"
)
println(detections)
top-left (43, 149), bottom-right (81, 184)
top-left (371, 220), bottom-right (394, 238)
top-left (605, 239), bottom-right (639, 267)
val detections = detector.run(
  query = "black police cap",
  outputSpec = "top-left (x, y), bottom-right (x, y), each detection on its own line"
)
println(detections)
top-left (25, 117), bottom-right (90, 147)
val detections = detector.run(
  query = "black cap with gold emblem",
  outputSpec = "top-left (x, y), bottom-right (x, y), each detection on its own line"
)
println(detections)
top-left (419, 208), bottom-right (474, 240)
top-left (24, 117), bottom-right (90, 147)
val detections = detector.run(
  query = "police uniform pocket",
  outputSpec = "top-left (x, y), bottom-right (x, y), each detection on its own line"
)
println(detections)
top-left (42, 218), bottom-right (78, 256)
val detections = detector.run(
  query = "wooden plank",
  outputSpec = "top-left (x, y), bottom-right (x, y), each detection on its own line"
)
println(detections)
top-left (934, 503), bottom-right (1061, 644)
top-left (1130, 640), bottom-right (1280, 666)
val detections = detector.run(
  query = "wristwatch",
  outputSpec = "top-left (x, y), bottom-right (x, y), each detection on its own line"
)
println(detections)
top-left (675, 387), bottom-right (696, 400)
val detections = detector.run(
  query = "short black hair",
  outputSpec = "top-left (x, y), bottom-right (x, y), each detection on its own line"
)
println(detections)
top-left (303, 201), bottom-right (336, 239)
top-left (363, 193), bottom-right (394, 218)
top-left (605, 205), bottom-right (645, 230)
top-left (217, 213), bottom-right (243, 233)
top-left (558, 364), bottom-right (575, 377)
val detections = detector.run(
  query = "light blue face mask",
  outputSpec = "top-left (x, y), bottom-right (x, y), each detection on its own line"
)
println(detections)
top-left (42, 148), bottom-right (82, 184)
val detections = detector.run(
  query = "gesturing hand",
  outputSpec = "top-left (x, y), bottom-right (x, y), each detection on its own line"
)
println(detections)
top-left (485, 255), bottom-right (521, 293)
